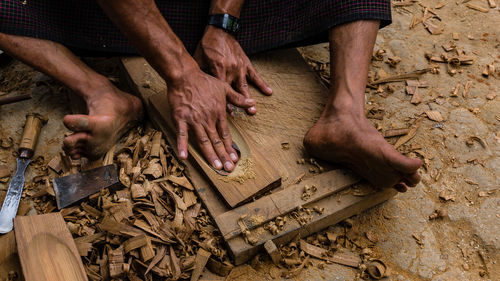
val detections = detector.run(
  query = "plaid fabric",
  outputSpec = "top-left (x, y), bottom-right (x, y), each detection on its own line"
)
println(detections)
top-left (0, 0), bottom-right (391, 55)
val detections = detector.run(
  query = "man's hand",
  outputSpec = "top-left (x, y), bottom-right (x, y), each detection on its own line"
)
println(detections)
top-left (169, 68), bottom-right (255, 171)
top-left (194, 26), bottom-right (272, 115)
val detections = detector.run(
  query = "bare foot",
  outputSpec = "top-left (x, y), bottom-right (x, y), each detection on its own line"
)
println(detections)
top-left (304, 112), bottom-right (422, 191)
top-left (62, 84), bottom-right (142, 160)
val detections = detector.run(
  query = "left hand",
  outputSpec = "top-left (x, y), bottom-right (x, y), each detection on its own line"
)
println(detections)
top-left (194, 25), bottom-right (273, 115)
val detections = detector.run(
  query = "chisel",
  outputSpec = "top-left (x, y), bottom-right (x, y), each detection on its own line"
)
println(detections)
top-left (0, 113), bottom-right (47, 233)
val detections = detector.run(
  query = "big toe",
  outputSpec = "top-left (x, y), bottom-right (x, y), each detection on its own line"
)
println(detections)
top-left (387, 150), bottom-right (422, 174)
top-left (63, 114), bottom-right (93, 132)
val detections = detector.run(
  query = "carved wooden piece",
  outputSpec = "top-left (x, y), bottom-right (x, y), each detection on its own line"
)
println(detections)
top-left (14, 213), bottom-right (88, 281)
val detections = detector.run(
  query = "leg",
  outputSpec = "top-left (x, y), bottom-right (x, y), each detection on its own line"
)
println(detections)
top-left (303, 20), bottom-right (422, 191)
top-left (0, 33), bottom-right (142, 159)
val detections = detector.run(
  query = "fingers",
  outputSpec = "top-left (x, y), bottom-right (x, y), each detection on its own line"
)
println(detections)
top-left (226, 86), bottom-right (255, 109)
top-left (236, 71), bottom-right (256, 115)
top-left (205, 124), bottom-right (235, 172)
top-left (176, 120), bottom-right (188, 159)
top-left (248, 66), bottom-right (273, 95)
top-left (217, 117), bottom-right (238, 163)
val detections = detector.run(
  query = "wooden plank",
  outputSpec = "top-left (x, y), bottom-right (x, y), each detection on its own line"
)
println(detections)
top-left (228, 188), bottom-right (397, 264)
top-left (215, 169), bottom-right (359, 240)
top-left (148, 94), bottom-right (282, 207)
top-left (14, 213), bottom-right (88, 281)
top-left (120, 49), bottom-right (397, 264)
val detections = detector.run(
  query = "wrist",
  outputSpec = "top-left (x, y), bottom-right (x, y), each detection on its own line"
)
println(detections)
top-left (161, 53), bottom-right (200, 87)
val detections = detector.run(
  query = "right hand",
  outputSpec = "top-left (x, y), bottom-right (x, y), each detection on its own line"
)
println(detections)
top-left (168, 68), bottom-right (255, 171)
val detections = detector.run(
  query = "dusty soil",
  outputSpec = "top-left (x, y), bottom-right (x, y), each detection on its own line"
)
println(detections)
top-left (0, 0), bottom-right (498, 280)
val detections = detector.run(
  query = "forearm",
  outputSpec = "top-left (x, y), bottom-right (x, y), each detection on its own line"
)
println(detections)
top-left (97, 0), bottom-right (197, 86)
top-left (209, 0), bottom-right (245, 17)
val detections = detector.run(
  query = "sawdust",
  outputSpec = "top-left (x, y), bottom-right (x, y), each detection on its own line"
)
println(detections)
top-left (219, 158), bottom-right (256, 184)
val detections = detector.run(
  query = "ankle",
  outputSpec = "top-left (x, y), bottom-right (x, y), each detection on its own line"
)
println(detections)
top-left (322, 92), bottom-right (364, 120)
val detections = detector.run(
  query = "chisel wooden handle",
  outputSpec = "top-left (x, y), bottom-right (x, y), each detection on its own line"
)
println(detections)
top-left (19, 113), bottom-right (47, 158)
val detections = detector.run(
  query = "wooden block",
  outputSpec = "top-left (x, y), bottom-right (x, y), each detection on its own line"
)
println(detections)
top-left (228, 188), bottom-right (397, 264)
top-left (215, 170), bottom-right (359, 240)
top-left (14, 213), bottom-right (88, 281)
top-left (190, 248), bottom-right (211, 281)
top-left (263, 240), bottom-right (281, 265)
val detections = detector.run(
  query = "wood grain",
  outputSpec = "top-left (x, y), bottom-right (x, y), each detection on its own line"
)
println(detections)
top-left (14, 213), bottom-right (88, 281)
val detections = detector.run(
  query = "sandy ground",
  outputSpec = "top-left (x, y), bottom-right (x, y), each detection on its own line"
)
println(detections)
top-left (0, 1), bottom-right (498, 280)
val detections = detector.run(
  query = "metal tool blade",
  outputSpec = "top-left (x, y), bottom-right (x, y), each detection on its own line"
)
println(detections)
top-left (53, 164), bottom-right (119, 209)
top-left (0, 157), bottom-right (30, 233)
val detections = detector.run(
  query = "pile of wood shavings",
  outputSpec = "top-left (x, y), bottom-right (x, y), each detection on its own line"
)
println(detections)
top-left (29, 124), bottom-right (232, 280)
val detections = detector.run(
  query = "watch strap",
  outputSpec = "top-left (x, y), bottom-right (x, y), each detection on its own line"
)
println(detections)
top-left (208, 14), bottom-right (240, 34)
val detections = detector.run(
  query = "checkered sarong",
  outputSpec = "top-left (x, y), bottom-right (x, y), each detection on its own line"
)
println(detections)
top-left (0, 0), bottom-right (391, 55)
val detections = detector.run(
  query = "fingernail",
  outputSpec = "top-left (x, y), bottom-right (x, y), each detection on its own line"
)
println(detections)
top-left (249, 106), bottom-right (256, 111)
top-left (180, 150), bottom-right (186, 158)
top-left (245, 98), bottom-right (255, 104)
top-left (214, 159), bottom-right (222, 169)
top-left (266, 86), bottom-right (273, 93)
top-left (230, 153), bottom-right (238, 162)
top-left (224, 161), bottom-right (233, 171)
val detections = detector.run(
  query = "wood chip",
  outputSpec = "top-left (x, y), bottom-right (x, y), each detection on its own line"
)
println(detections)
top-left (394, 121), bottom-right (421, 149)
top-left (425, 111), bottom-right (444, 122)
top-left (488, 0), bottom-right (497, 8)
top-left (465, 3), bottom-right (489, 12)
top-left (124, 234), bottom-right (148, 253)
top-left (463, 80), bottom-right (472, 98)
top-left (299, 240), bottom-right (360, 268)
top-left (423, 19), bottom-right (444, 35)
top-left (452, 32), bottom-right (459, 40)
top-left (190, 248), bottom-right (211, 281)
top-left (410, 88), bottom-right (422, 104)
top-left (0, 164), bottom-right (10, 178)
top-left (140, 236), bottom-right (155, 262)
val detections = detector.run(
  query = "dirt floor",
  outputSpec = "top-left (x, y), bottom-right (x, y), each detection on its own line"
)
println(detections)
top-left (0, 1), bottom-right (498, 280)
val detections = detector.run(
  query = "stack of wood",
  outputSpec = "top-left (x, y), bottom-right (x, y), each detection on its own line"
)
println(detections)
top-left (31, 124), bottom-right (231, 280)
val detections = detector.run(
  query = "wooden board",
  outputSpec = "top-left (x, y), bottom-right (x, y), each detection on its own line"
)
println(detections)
top-left (215, 169), bottom-right (359, 240)
top-left (0, 231), bottom-right (24, 280)
top-left (147, 94), bottom-right (281, 207)
top-left (120, 48), bottom-right (397, 264)
top-left (14, 213), bottom-right (88, 281)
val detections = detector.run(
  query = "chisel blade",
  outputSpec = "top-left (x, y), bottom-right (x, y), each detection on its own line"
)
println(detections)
top-left (0, 158), bottom-right (30, 233)
top-left (53, 164), bottom-right (119, 209)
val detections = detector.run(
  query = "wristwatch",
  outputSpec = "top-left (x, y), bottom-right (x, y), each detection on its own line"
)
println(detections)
top-left (208, 14), bottom-right (240, 34)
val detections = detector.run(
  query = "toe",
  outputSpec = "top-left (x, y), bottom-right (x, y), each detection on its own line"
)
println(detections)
top-left (63, 114), bottom-right (95, 132)
top-left (388, 151), bottom-right (422, 174)
top-left (403, 171), bottom-right (421, 187)
top-left (394, 182), bottom-right (408, 193)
